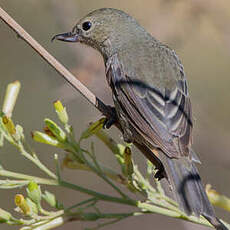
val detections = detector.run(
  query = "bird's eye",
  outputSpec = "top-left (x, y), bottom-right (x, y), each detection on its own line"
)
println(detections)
top-left (82, 21), bottom-right (92, 31)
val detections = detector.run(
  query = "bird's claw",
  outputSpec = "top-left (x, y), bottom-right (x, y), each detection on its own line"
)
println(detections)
top-left (103, 107), bottom-right (118, 129)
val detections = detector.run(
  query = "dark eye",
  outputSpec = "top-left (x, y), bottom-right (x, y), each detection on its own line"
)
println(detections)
top-left (82, 21), bottom-right (92, 31)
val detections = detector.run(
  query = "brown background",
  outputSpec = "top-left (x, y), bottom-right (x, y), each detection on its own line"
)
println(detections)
top-left (0, 1), bottom-right (230, 229)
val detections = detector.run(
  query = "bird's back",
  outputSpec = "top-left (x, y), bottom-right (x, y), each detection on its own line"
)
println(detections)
top-left (117, 35), bottom-right (184, 94)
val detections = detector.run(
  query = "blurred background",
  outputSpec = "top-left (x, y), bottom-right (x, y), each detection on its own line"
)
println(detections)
top-left (0, 0), bottom-right (230, 229)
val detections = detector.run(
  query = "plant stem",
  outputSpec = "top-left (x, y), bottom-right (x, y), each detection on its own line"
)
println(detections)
top-left (32, 216), bottom-right (65, 230)
top-left (95, 130), bottom-right (121, 156)
top-left (18, 142), bottom-right (57, 179)
top-left (69, 141), bottom-right (128, 199)
top-left (137, 202), bottom-right (212, 228)
top-left (64, 160), bottom-right (126, 185)
top-left (65, 198), bottom-right (98, 212)
top-left (59, 180), bottom-right (137, 206)
top-left (0, 169), bottom-right (58, 186)
top-left (87, 147), bottom-right (128, 199)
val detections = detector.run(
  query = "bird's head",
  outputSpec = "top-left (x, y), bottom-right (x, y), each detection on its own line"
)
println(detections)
top-left (52, 8), bottom-right (148, 59)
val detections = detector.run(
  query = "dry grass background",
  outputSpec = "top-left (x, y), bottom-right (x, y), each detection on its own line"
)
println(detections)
top-left (0, 1), bottom-right (230, 229)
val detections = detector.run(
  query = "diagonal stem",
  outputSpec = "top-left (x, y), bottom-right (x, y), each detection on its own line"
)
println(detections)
top-left (17, 142), bottom-right (57, 179)
top-left (59, 180), bottom-right (137, 206)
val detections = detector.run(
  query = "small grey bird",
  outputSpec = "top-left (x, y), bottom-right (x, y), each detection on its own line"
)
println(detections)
top-left (52, 8), bottom-right (227, 229)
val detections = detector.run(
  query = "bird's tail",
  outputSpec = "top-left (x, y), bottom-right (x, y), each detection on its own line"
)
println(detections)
top-left (161, 153), bottom-right (228, 230)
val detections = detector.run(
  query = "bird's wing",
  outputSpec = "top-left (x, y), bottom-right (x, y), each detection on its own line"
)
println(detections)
top-left (106, 53), bottom-right (193, 159)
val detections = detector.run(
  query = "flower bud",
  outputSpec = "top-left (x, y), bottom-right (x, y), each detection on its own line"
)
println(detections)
top-left (42, 191), bottom-right (57, 208)
top-left (32, 131), bottom-right (65, 148)
top-left (15, 194), bottom-right (30, 215)
top-left (2, 116), bottom-right (16, 136)
top-left (44, 119), bottom-right (66, 142)
top-left (2, 81), bottom-right (21, 118)
top-left (26, 181), bottom-right (41, 205)
top-left (124, 146), bottom-right (133, 177)
top-left (206, 184), bottom-right (230, 212)
top-left (80, 118), bottom-right (105, 141)
top-left (26, 198), bottom-right (38, 214)
top-left (54, 100), bottom-right (68, 124)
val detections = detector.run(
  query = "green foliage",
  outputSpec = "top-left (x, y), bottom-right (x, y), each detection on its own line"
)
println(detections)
top-left (0, 81), bottom-right (229, 230)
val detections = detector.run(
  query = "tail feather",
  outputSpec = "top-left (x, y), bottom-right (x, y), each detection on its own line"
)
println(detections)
top-left (166, 156), bottom-right (213, 216)
top-left (160, 152), bottom-right (228, 230)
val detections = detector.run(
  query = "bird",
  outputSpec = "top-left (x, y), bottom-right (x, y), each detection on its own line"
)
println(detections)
top-left (52, 8), bottom-right (228, 230)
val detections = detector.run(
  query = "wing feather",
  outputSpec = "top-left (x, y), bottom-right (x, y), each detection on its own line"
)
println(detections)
top-left (106, 54), bottom-right (193, 159)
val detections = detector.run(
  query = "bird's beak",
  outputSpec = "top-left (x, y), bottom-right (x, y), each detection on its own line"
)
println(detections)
top-left (51, 32), bottom-right (79, 43)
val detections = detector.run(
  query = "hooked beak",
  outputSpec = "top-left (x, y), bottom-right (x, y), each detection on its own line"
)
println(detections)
top-left (51, 31), bottom-right (79, 43)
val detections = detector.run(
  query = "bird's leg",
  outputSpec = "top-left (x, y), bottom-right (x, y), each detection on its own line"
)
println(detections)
top-left (154, 168), bottom-right (166, 181)
top-left (103, 106), bottom-right (118, 129)
top-left (147, 148), bottom-right (166, 181)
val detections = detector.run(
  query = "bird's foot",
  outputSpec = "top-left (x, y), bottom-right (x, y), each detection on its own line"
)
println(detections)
top-left (154, 167), bottom-right (166, 181)
top-left (103, 106), bottom-right (118, 129)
